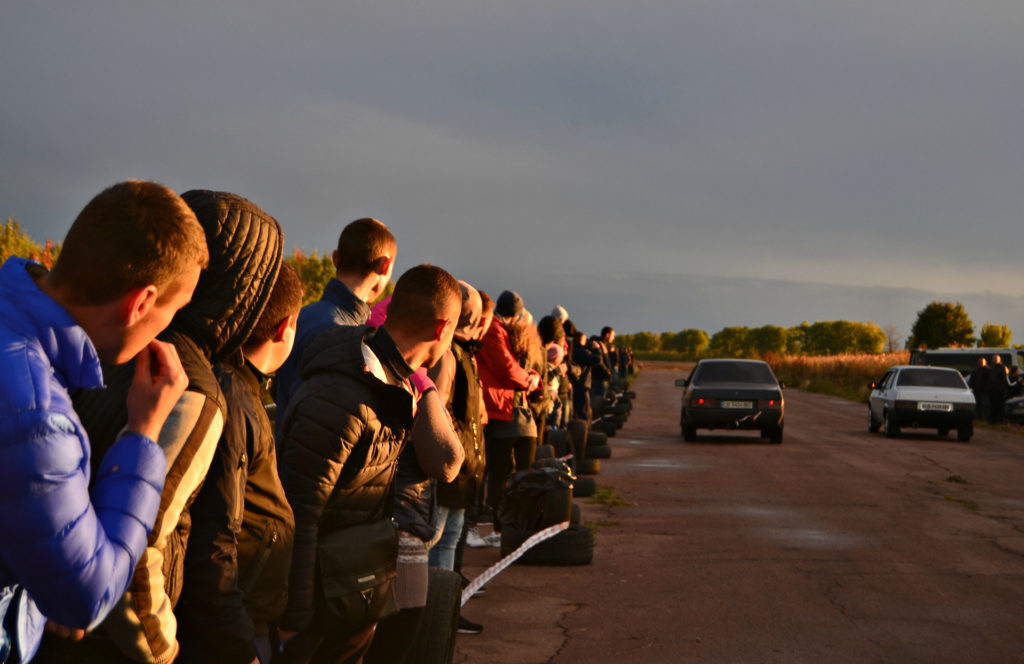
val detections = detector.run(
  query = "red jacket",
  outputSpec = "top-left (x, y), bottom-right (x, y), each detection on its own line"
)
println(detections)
top-left (476, 319), bottom-right (532, 421)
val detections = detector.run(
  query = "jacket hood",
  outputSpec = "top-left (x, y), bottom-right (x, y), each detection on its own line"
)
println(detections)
top-left (172, 190), bottom-right (283, 364)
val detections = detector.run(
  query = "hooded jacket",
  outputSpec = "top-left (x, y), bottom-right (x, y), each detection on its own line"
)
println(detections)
top-left (277, 325), bottom-right (414, 632)
top-left (46, 191), bottom-right (283, 664)
top-left (0, 257), bottom-right (166, 664)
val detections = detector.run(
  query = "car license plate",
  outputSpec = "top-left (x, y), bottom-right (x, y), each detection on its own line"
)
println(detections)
top-left (721, 400), bottom-right (753, 409)
top-left (919, 402), bottom-right (952, 412)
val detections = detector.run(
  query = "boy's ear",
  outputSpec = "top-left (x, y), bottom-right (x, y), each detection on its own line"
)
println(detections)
top-left (121, 285), bottom-right (159, 326)
top-left (372, 255), bottom-right (392, 276)
top-left (432, 317), bottom-right (453, 343)
top-left (274, 313), bottom-right (298, 343)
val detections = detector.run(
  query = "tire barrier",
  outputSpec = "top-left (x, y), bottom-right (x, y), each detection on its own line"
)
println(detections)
top-left (460, 521), bottom-right (570, 606)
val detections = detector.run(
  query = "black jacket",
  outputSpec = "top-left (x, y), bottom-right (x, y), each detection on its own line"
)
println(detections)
top-left (176, 360), bottom-right (295, 663)
top-left (277, 325), bottom-right (414, 631)
top-left (437, 340), bottom-right (486, 509)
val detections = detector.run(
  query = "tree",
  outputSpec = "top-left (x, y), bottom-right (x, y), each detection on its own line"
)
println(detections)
top-left (662, 329), bottom-right (709, 357)
top-left (979, 322), bottom-right (1012, 348)
top-left (628, 331), bottom-right (661, 352)
top-left (285, 248), bottom-right (336, 306)
top-left (708, 326), bottom-right (751, 358)
top-left (907, 301), bottom-right (975, 349)
top-left (883, 324), bottom-right (902, 353)
top-left (1, 218), bottom-right (60, 268)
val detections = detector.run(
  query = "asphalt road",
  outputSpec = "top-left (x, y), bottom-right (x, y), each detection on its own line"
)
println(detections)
top-left (455, 362), bottom-right (1024, 664)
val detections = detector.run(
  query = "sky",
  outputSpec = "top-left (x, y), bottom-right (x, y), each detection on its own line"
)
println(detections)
top-left (3, 1), bottom-right (1023, 342)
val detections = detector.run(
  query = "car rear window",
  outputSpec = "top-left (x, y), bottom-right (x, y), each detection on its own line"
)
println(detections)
top-left (896, 369), bottom-right (967, 389)
top-left (695, 362), bottom-right (777, 384)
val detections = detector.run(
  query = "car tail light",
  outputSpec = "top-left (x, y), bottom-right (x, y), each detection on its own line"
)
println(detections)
top-left (690, 397), bottom-right (716, 408)
top-left (758, 398), bottom-right (782, 409)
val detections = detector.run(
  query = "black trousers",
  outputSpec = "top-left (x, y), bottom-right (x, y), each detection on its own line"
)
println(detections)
top-left (484, 433), bottom-right (537, 532)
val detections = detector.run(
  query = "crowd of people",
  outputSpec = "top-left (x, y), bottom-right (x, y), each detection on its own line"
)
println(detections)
top-left (966, 355), bottom-right (1024, 424)
top-left (0, 181), bottom-right (634, 664)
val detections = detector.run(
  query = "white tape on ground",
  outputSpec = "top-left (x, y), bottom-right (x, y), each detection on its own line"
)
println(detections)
top-left (460, 521), bottom-right (570, 607)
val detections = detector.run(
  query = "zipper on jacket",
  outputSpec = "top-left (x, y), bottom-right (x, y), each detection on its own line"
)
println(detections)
top-left (235, 453), bottom-right (247, 523)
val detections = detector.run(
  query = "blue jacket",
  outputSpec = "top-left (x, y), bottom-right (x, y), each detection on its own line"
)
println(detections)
top-left (0, 257), bottom-right (165, 663)
top-left (275, 278), bottom-right (369, 435)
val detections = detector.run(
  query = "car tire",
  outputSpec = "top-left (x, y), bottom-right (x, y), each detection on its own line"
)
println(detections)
top-left (765, 426), bottom-right (783, 445)
top-left (547, 428), bottom-right (570, 457)
top-left (573, 476), bottom-right (596, 498)
top-left (500, 524), bottom-right (594, 566)
top-left (682, 419), bottom-right (697, 442)
top-left (409, 567), bottom-right (461, 664)
top-left (883, 410), bottom-right (900, 438)
top-left (868, 409), bottom-right (881, 433)
top-left (957, 422), bottom-right (973, 442)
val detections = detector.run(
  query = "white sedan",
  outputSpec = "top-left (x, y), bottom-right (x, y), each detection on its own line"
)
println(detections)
top-left (868, 365), bottom-right (975, 441)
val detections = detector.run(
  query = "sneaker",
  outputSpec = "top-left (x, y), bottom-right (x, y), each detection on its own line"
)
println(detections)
top-left (482, 532), bottom-right (502, 548)
top-left (466, 526), bottom-right (489, 548)
top-left (457, 616), bottom-right (484, 634)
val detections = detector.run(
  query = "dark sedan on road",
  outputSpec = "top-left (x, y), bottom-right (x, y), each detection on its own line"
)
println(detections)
top-left (675, 359), bottom-right (785, 443)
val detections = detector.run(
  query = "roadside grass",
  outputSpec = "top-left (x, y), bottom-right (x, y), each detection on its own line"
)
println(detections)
top-left (767, 351), bottom-right (911, 403)
top-left (586, 487), bottom-right (633, 507)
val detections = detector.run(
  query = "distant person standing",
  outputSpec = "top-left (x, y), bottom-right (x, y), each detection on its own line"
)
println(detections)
top-left (967, 357), bottom-right (988, 420)
top-left (275, 218), bottom-right (395, 433)
top-left (985, 354), bottom-right (1011, 424)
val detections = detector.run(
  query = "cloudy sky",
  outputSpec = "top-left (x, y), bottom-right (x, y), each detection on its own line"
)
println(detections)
top-left (3, 1), bottom-right (1023, 341)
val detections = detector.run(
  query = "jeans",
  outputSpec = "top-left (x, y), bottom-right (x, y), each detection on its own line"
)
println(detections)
top-left (428, 506), bottom-right (465, 570)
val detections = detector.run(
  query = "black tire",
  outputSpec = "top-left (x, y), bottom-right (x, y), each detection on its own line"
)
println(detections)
top-left (682, 418), bottom-right (697, 442)
top-left (957, 422), bottom-right (973, 442)
top-left (570, 502), bottom-right (581, 525)
top-left (766, 426), bottom-right (783, 445)
top-left (500, 524), bottom-right (594, 566)
top-left (884, 411), bottom-right (900, 438)
top-left (408, 568), bottom-right (461, 664)
top-left (578, 458), bottom-right (601, 475)
top-left (868, 408), bottom-right (881, 433)
top-left (937, 427), bottom-right (950, 437)
top-left (588, 443), bottom-right (612, 459)
top-left (588, 431), bottom-right (608, 446)
top-left (568, 419), bottom-right (588, 458)
top-left (592, 420), bottom-right (616, 437)
top-left (547, 428), bottom-right (570, 457)
top-left (534, 444), bottom-right (555, 460)
top-left (573, 476), bottom-right (596, 498)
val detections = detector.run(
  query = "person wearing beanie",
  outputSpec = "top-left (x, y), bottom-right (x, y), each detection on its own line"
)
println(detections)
top-left (551, 305), bottom-right (569, 323)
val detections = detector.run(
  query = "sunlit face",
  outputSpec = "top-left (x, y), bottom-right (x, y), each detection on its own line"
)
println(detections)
top-left (113, 264), bottom-right (201, 364)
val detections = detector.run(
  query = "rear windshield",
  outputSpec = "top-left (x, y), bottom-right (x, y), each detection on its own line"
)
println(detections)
top-left (695, 362), bottom-right (777, 385)
top-left (896, 369), bottom-right (966, 389)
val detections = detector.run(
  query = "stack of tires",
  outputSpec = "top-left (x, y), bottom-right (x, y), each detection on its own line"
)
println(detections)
top-left (497, 459), bottom-right (594, 566)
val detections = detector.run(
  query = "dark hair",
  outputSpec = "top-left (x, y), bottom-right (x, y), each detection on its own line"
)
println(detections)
top-left (563, 318), bottom-right (578, 340)
top-left (601, 326), bottom-right (615, 338)
top-left (384, 264), bottom-right (460, 334)
top-left (335, 217), bottom-right (396, 276)
top-left (49, 180), bottom-right (209, 305)
top-left (537, 315), bottom-right (565, 346)
top-left (245, 262), bottom-right (303, 348)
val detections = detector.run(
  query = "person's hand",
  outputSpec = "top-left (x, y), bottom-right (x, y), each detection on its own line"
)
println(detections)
top-left (527, 370), bottom-right (542, 393)
top-left (409, 367), bottom-right (436, 398)
top-left (126, 340), bottom-right (188, 441)
top-left (45, 620), bottom-right (86, 641)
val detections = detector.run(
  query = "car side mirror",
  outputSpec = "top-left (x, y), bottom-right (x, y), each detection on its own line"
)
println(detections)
top-left (674, 378), bottom-right (688, 387)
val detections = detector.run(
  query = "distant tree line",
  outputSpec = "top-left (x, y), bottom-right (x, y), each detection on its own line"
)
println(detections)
top-left (622, 302), bottom-right (1016, 359)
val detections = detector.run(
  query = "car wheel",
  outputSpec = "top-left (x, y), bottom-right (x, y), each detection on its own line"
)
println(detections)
top-left (937, 427), bottom-right (950, 437)
top-left (766, 425), bottom-right (783, 445)
top-left (883, 410), bottom-right (900, 438)
top-left (682, 417), bottom-right (697, 442)
top-left (957, 422), bottom-right (973, 442)
top-left (868, 408), bottom-right (881, 433)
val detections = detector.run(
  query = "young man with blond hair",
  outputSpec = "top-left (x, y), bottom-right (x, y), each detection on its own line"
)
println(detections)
top-left (0, 180), bottom-right (208, 663)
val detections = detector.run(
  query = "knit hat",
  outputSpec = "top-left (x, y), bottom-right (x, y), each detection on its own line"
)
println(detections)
top-left (551, 305), bottom-right (569, 322)
top-left (495, 290), bottom-right (524, 319)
